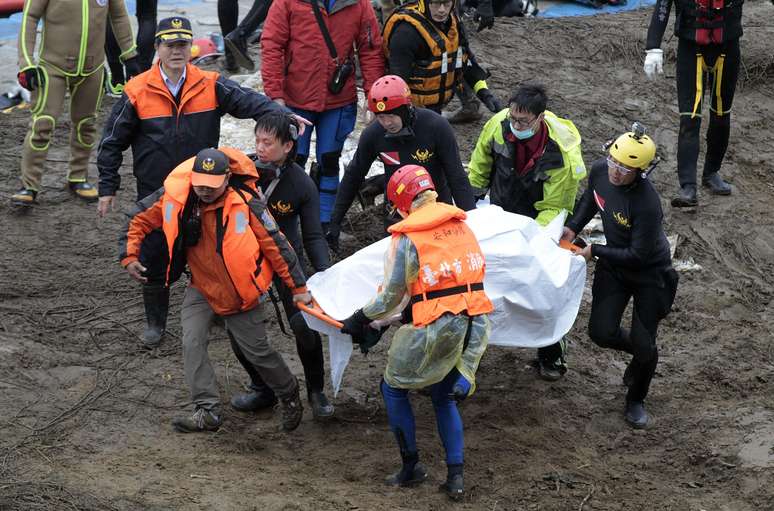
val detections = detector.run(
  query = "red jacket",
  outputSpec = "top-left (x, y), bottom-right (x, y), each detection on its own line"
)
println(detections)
top-left (261, 0), bottom-right (385, 112)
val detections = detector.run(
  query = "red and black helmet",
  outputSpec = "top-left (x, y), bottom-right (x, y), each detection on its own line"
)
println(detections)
top-left (386, 165), bottom-right (435, 213)
top-left (368, 75), bottom-right (412, 114)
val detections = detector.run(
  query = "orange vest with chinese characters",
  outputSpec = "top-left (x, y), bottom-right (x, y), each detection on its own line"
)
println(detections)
top-left (389, 202), bottom-right (493, 327)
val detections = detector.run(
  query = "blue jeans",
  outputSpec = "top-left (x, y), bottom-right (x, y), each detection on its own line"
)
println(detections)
top-left (380, 369), bottom-right (465, 465)
top-left (290, 103), bottom-right (357, 223)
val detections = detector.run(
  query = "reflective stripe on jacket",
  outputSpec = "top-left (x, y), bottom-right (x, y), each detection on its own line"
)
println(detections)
top-left (383, 4), bottom-right (466, 108)
top-left (388, 202), bottom-right (493, 327)
top-left (121, 147), bottom-right (307, 315)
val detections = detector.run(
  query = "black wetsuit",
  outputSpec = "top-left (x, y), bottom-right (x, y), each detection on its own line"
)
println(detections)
top-left (330, 108), bottom-right (476, 230)
top-left (218, 0), bottom-right (272, 42)
top-left (106, 0), bottom-right (158, 84)
top-left (230, 160), bottom-right (331, 396)
top-left (567, 160), bottom-right (678, 403)
top-left (646, 0), bottom-right (744, 187)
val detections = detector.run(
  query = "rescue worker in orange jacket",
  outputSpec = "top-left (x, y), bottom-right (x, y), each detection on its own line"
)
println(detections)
top-left (122, 147), bottom-right (311, 433)
top-left (98, 17), bottom-right (301, 350)
top-left (340, 165), bottom-right (493, 500)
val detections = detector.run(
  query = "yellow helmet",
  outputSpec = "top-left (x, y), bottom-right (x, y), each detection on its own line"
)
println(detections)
top-left (608, 127), bottom-right (657, 171)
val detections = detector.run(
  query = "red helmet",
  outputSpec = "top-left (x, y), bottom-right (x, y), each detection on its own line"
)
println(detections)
top-left (190, 38), bottom-right (218, 61)
top-left (369, 75), bottom-right (412, 114)
top-left (386, 165), bottom-right (435, 213)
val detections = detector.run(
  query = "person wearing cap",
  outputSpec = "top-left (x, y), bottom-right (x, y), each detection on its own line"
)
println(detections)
top-left (562, 126), bottom-right (678, 429)
top-left (468, 82), bottom-right (586, 382)
top-left (260, 0), bottom-right (385, 228)
top-left (381, 0), bottom-right (503, 124)
top-left (122, 147), bottom-right (312, 433)
top-left (10, 0), bottom-right (140, 207)
top-left (228, 112), bottom-right (336, 420)
top-left (340, 165), bottom-right (493, 500)
top-left (97, 16), bottom-right (297, 350)
top-left (325, 75), bottom-right (476, 251)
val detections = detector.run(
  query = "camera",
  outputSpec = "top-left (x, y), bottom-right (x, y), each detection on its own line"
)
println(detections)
top-left (328, 58), bottom-right (354, 95)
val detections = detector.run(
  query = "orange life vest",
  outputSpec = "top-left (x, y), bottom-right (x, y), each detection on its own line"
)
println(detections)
top-left (389, 202), bottom-right (493, 327)
top-left (160, 148), bottom-right (274, 311)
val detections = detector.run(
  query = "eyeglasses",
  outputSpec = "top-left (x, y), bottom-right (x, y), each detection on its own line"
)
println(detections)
top-left (509, 114), bottom-right (537, 129)
top-left (606, 156), bottom-right (636, 175)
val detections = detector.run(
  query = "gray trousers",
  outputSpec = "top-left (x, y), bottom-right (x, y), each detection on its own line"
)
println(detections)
top-left (181, 286), bottom-right (298, 413)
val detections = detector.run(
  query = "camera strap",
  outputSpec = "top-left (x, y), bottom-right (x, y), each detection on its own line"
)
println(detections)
top-left (310, 0), bottom-right (339, 63)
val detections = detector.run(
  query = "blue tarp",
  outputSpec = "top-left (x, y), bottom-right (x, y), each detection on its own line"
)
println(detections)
top-left (541, 0), bottom-right (656, 18)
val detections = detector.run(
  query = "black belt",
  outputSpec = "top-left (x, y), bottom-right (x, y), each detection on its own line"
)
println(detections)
top-left (409, 282), bottom-right (484, 306)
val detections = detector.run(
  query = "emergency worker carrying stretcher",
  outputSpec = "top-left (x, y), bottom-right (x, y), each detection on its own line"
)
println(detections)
top-left (339, 165), bottom-right (493, 500)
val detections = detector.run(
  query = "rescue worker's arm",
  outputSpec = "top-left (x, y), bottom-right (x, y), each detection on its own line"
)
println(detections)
top-left (97, 95), bottom-right (140, 197)
top-left (18, 0), bottom-right (48, 70)
top-left (386, 22), bottom-right (424, 83)
top-left (215, 75), bottom-right (286, 120)
top-left (355, 0), bottom-right (385, 93)
top-left (299, 177), bottom-right (331, 272)
top-left (259, 0), bottom-right (290, 102)
top-left (645, 0), bottom-right (673, 49)
top-left (249, 208), bottom-right (308, 295)
top-left (593, 202), bottom-right (665, 267)
top-left (329, 125), bottom-right (379, 227)
top-left (467, 115), bottom-right (500, 197)
top-left (362, 234), bottom-right (418, 320)
top-left (565, 175), bottom-right (598, 236)
top-left (435, 116), bottom-right (476, 211)
top-left (534, 146), bottom-right (587, 227)
top-left (108, 0), bottom-right (138, 62)
top-left (120, 189), bottom-right (165, 267)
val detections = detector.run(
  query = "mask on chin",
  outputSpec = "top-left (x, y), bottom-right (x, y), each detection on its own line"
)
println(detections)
top-left (510, 123), bottom-right (535, 140)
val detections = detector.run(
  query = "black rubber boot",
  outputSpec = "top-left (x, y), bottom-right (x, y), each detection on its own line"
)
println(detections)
top-left (625, 400), bottom-right (649, 429)
top-left (622, 358), bottom-right (635, 387)
top-left (222, 49), bottom-right (240, 73)
top-left (231, 382), bottom-right (278, 412)
top-left (385, 451), bottom-right (428, 487)
top-left (671, 184), bottom-right (698, 207)
top-left (142, 284), bottom-right (169, 349)
top-left (308, 390), bottom-right (334, 419)
top-left (702, 173), bottom-right (732, 195)
top-left (224, 30), bottom-right (255, 71)
top-left (440, 463), bottom-right (464, 501)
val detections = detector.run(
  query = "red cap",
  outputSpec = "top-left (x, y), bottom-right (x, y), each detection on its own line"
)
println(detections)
top-left (386, 165), bottom-right (435, 213)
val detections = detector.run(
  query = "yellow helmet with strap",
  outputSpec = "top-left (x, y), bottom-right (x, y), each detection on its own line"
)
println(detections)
top-left (609, 123), bottom-right (657, 170)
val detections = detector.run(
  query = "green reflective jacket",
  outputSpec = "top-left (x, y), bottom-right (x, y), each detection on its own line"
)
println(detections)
top-left (468, 109), bottom-right (587, 226)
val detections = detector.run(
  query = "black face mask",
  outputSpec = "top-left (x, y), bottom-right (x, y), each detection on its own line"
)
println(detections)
top-left (253, 159), bottom-right (282, 180)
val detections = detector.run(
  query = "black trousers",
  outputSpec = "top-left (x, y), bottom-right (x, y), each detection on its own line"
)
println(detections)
top-left (676, 37), bottom-right (740, 187)
top-left (230, 274), bottom-right (326, 395)
top-left (217, 0), bottom-right (272, 39)
top-left (588, 260), bottom-right (678, 403)
top-left (105, 0), bottom-right (158, 84)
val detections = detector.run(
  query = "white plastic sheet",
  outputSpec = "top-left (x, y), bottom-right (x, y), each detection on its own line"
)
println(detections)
top-left (302, 205), bottom-right (587, 395)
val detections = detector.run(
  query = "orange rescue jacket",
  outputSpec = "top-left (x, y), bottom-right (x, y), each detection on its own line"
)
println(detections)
top-left (389, 202), bottom-right (493, 327)
top-left (122, 147), bottom-right (307, 315)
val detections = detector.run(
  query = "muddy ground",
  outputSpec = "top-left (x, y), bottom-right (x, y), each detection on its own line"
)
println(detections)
top-left (1, 4), bottom-right (773, 510)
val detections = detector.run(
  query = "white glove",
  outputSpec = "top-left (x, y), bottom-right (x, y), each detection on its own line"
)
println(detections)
top-left (643, 49), bottom-right (664, 79)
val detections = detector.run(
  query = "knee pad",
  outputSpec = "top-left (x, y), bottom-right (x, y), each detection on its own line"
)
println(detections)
top-left (75, 115), bottom-right (97, 148)
top-left (320, 151), bottom-right (342, 177)
top-left (28, 115), bottom-right (55, 151)
top-left (679, 116), bottom-right (701, 135)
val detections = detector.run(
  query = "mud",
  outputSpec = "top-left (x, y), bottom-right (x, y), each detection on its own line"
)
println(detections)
top-left (1, 4), bottom-right (773, 511)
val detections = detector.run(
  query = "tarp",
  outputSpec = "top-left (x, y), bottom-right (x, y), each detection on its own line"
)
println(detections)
top-left (541, 0), bottom-right (656, 18)
top-left (302, 205), bottom-right (587, 395)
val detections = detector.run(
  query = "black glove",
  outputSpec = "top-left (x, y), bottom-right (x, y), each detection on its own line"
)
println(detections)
top-left (341, 309), bottom-right (387, 354)
top-left (123, 57), bottom-right (142, 80)
top-left (17, 67), bottom-right (44, 92)
top-left (325, 223), bottom-right (341, 253)
top-left (477, 14), bottom-right (494, 32)
top-left (476, 88), bottom-right (503, 113)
